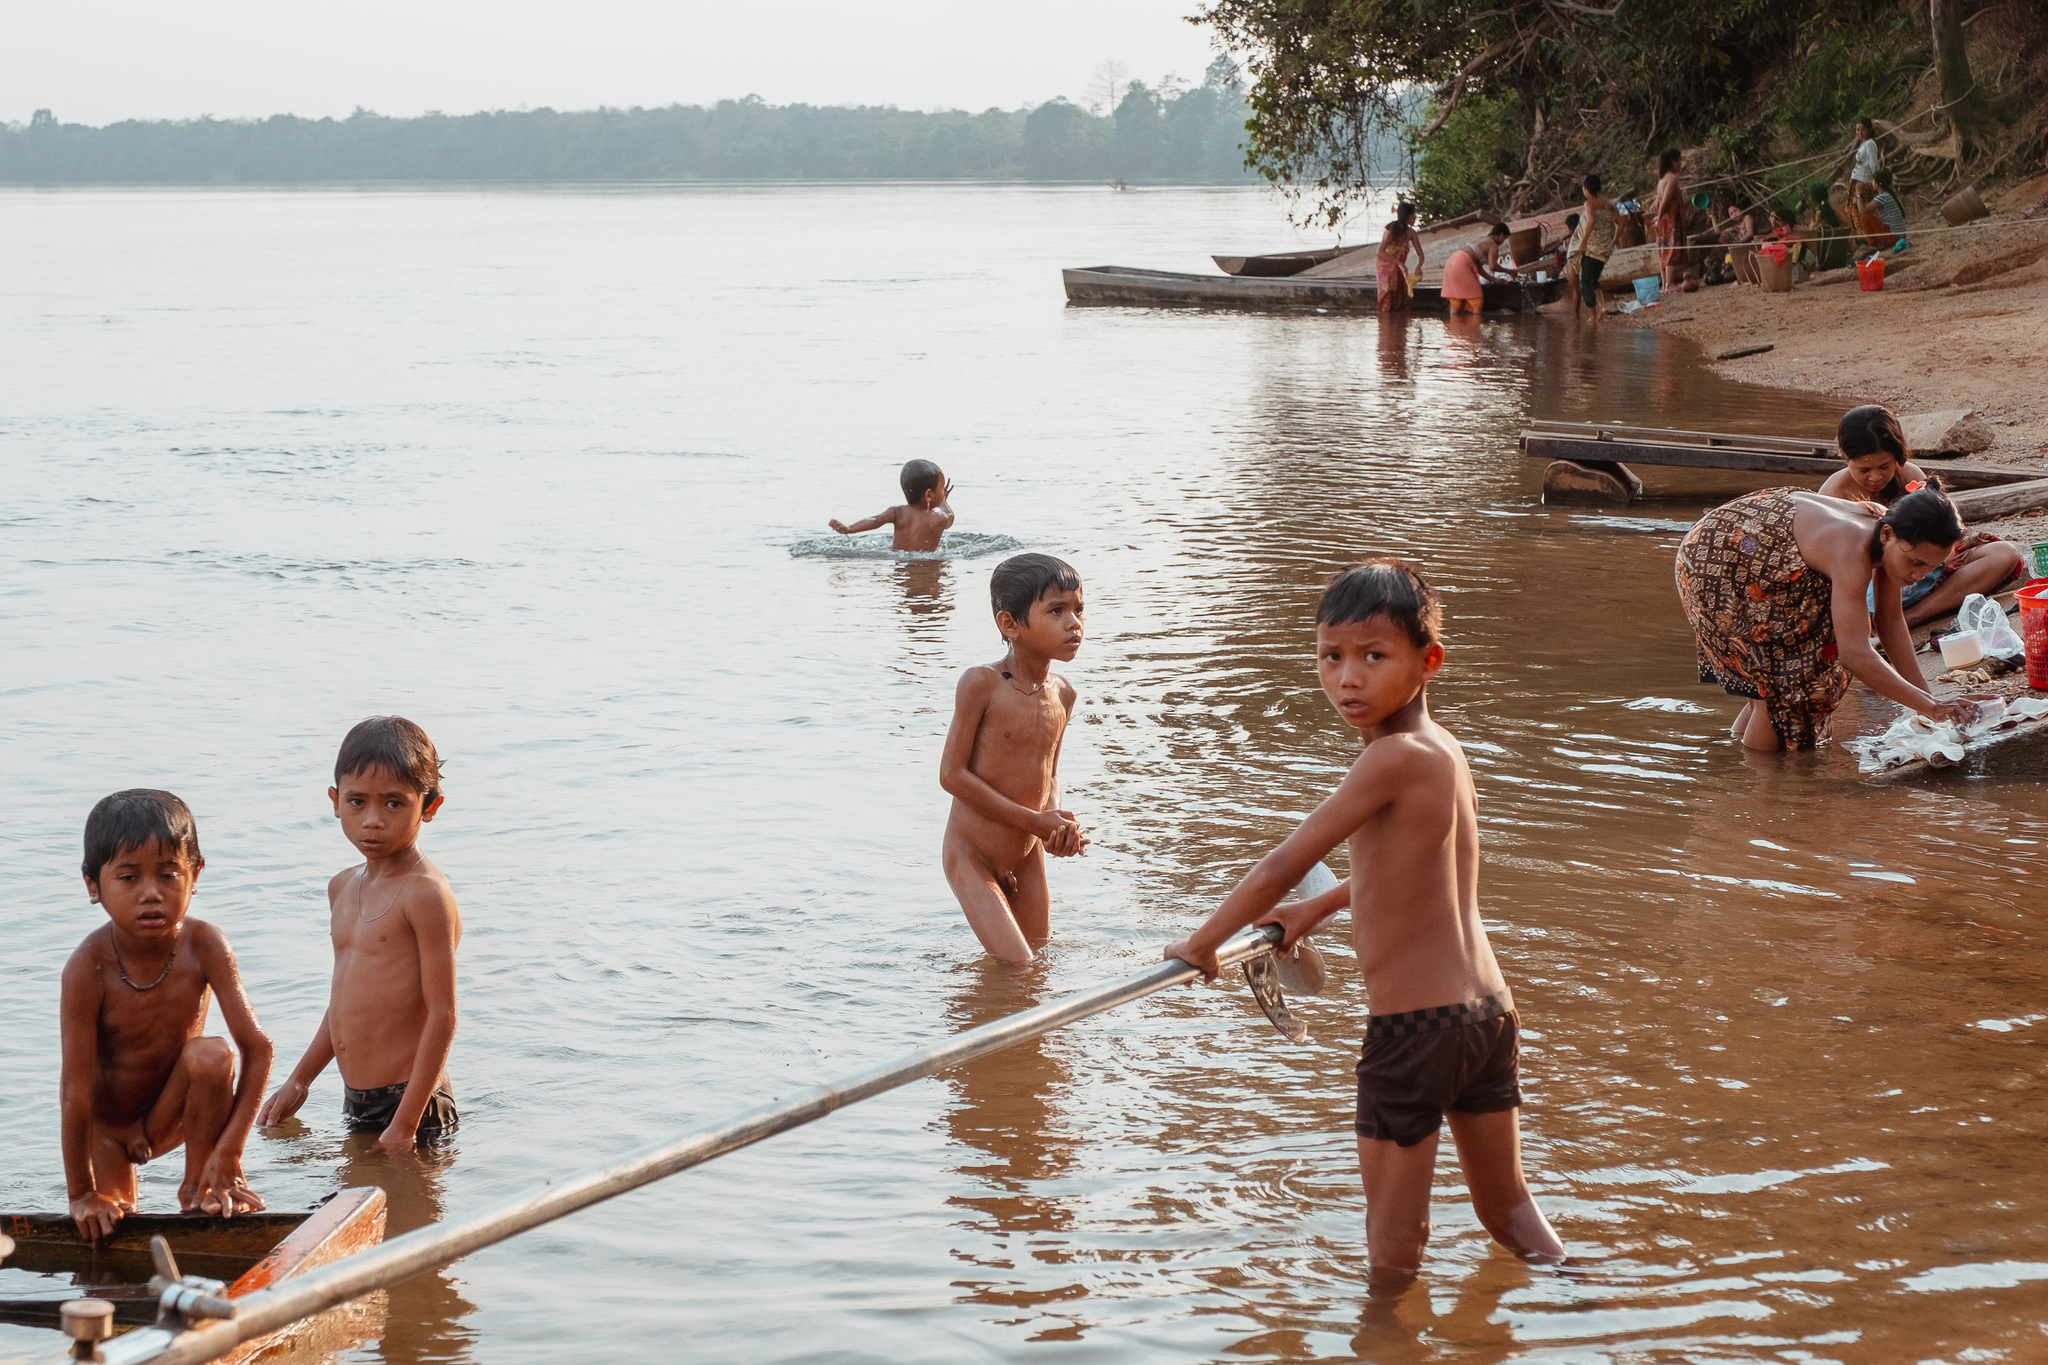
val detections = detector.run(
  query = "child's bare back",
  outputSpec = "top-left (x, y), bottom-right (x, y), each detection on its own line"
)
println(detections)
top-left (62, 790), bottom-right (272, 1238)
top-left (829, 458), bottom-right (956, 552)
top-left (939, 554), bottom-right (1087, 964)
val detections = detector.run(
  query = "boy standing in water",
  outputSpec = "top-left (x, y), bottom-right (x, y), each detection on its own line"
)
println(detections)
top-left (62, 790), bottom-right (272, 1237)
top-left (829, 459), bottom-right (956, 552)
top-left (940, 553), bottom-right (1087, 964)
top-left (258, 717), bottom-right (462, 1149)
top-left (1164, 560), bottom-right (1563, 1292)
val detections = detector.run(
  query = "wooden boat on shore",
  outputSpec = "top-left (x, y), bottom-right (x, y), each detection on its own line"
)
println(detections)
top-left (1062, 265), bottom-right (1562, 314)
top-left (1210, 246), bottom-right (1363, 277)
top-left (0, 1187), bottom-right (385, 1360)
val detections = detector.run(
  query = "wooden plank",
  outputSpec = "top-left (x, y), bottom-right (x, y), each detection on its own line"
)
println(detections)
top-left (1950, 478), bottom-right (2048, 522)
top-left (1519, 433), bottom-right (2040, 488)
top-left (1521, 420), bottom-right (1831, 455)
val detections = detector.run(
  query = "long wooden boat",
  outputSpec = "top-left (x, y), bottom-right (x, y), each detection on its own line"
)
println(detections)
top-left (1062, 265), bottom-right (1562, 314)
top-left (1210, 246), bottom-right (1362, 277)
top-left (0, 1186), bottom-right (385, 1361)
top-left (1518, 421), bottom-right (2043, 490)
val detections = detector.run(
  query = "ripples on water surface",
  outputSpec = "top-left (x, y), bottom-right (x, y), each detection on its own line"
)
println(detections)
top-left (2, 186), bottom-right (2043, 1363)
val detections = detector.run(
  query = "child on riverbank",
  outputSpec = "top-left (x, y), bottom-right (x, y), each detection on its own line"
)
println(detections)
top-left (939, 553), bottom-right (1087, 964)
top-left (62, 790), bottom-right (272, 1238)
top-left (257, 718), bottom-right (462, 1149)
top-left (1164, 560), bottom-right (1563, 1292)
top-left (829, 460), bottom-right (956, 552)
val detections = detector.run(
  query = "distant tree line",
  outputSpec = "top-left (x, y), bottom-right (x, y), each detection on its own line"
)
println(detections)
top-left (0, 59), bottom-right (1263, 184)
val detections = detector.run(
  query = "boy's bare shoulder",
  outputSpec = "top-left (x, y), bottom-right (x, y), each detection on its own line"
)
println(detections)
top-left (1054, 672), bottom-right (1078, 710)
top-left (954, 660), bottom-right (1005, 698)
top-left (182, 918), bottom-right (240, 968)
top-left (405, 860), bottom-right (460, 918)
top-left (61, 926), bottom-right (111, 985)
top-left (326, 866), bottom-right (357, 904)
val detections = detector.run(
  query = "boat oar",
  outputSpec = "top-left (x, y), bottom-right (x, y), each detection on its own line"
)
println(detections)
top-left (92, 921), bottom-right (1300, 1365)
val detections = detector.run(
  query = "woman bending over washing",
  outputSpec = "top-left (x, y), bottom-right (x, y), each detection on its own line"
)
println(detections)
top-left (1676, 483), bottom-right (1981, 752)
top-left (1818, 404), bottom-right (2023, 627)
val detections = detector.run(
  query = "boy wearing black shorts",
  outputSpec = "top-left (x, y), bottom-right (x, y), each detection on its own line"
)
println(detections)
top-left (1166, 560), bottom-right (1564, 1292)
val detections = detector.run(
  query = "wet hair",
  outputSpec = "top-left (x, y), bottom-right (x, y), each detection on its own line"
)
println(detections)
top-left (899, 459), bottom-right (943, 505)
top-left (1658, 148), bottom-right (1682, 174)
top-left (83, 789), bottom-right (202, 880)
top-left (1583, 173), bottom-right (1603, 194)
top-left (990, 553), bottom-right (1080, 630)
top-left (334, 716), bottom-right (444, 803)
top-left (1316, 558), bottom-right (1441, 648)
top-left (1872, 487), bottom-right (1964, 558)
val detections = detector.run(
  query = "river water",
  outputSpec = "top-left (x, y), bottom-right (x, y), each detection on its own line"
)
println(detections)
top-left (2, 185), bottom-right (2043, 1364)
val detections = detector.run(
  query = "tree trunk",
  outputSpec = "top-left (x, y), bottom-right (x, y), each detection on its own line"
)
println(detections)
top-left (1929, 0), bottom-right (1983, 130)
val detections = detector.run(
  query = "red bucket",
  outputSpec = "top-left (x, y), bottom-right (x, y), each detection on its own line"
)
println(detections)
top-left (1856, 257), bottom-right (1884, 291)
top-left (2020, 579), bottom-right (2048, 689)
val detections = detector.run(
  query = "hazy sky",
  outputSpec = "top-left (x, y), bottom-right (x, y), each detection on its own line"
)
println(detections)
top-left (6, 0), bottom-right (1226, 126)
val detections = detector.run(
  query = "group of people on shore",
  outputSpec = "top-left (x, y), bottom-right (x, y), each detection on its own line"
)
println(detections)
top-left (1376, 117), bottom-right (1909, 318)
top-left (62, 718), bottom-right (460, 1237)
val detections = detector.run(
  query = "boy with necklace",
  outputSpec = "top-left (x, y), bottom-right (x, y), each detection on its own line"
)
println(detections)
top-left (1165, 560), bottom-right (1563, 1292)
top-left (62, 789), bottom-right (272, 1237)
top-left (258, 717), bottom-right (462, 1148)
top-left (939, 553), bottom-right (1087, 964)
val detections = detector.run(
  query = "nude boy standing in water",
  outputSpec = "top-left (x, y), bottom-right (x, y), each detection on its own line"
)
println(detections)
top-left (259, 717), bottom-right (462, 1149)
top-left (939, 553), bottom-right (1087, 964)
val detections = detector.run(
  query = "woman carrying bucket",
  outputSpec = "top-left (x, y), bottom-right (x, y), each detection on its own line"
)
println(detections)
top-left (1676, 481), bottom-right (1982, 751)
top-left (1817, 404), bottom-right (2025, 626)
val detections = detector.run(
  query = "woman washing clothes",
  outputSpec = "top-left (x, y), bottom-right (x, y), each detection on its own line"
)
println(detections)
top-left (1818, 404), bottom-right (2024, 626)
top-left (1442, 222), bottom-right (1511, 315)
top-left (1676, 479), bottom-right (1981, 752)
top-left (1376, 203), bottom-right (1424, 314)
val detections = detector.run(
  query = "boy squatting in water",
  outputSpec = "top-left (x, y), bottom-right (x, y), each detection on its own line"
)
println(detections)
top-left (62, 790), bottom-right (273, 1237)
top-left (258, 717), bottom-right (463, 1149)
top-left (939, 553), bottom-right (1088, 965)
top-left (1165, 560), bottom-right (1564, 1290)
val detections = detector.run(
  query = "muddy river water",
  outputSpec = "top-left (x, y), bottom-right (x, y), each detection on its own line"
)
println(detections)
top-left (2, 185), bottom-right (2043, 1363)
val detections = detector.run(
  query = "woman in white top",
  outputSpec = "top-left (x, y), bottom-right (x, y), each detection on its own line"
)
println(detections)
top-left (1849, 119), bottom-right (1880, 218)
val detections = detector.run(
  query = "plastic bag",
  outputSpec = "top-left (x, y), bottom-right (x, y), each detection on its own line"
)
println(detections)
top-left (1956, 593), bottom-right (2023, 660)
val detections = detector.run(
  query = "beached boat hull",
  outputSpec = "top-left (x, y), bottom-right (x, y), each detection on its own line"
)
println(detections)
top-left (1063, 265), bottom-right (1561, 314)
top-left (1, 1186), bottom-right (385, 1360)
top-left (1210, 247), bottom-right (1360, 277)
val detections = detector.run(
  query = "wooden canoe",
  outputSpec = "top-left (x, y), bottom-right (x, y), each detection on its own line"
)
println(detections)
top-left (1211, 246), bottom-right (1362, 277)
top-left (0, 1186), bottom-right (385, 1360)
top-left (1062, 265), bottom-right (1562, 314)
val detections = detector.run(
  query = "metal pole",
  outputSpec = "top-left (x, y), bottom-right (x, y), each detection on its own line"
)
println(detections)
top-left (100, 926), bottom-right (1281, 1365)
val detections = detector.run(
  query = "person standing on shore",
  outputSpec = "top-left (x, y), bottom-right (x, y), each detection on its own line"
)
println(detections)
top-left (1651, 149), bottom-right (1686, 290)
top-left (1576, 175), bottom-right (1619, 324)
top-left (1848, 119), bottom-right (1880, 220)
top-left (1376, 204), bottom-right (1424, 315)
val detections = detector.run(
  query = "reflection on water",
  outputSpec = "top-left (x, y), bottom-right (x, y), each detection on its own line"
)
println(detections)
top-left (1, 185), bottom-right (2044, 1362)
top-left (333, 1138), bottom-right (475, 1365)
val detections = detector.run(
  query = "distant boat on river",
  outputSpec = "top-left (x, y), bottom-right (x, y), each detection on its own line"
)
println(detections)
top-left (1062, 265), bottom-right (1562, 314)
top-left (1210, 246), bottom-right (1363, 277)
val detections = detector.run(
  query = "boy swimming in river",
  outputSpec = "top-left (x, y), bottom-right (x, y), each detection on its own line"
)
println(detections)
top-left (828, 459), bottom-right (956, 552)
top-left (939, 553), bottom-right (1087, 964)
top-left (62, 790), bottom-right (272, 1238)
top-left (1164, 560), bottom-right (1563, 1292)
top-left (257, 717), bottom-right (462, 1149)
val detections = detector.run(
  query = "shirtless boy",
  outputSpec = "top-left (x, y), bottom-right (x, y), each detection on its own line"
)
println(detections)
top-left (257, 717), bottom-right (462, 1150)
top-left (1164, 560), bottom-right (1563, 1292)
top-left (829, 459), bottom-right (956, 552)
top-left (62, 790), bottom-right (272, 1238)
top-left (939, 553), bottom-right (1087, 964)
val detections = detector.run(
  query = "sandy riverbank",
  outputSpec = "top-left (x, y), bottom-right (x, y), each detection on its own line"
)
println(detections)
top-left (1576, 174), bottom-right (2048, 541)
